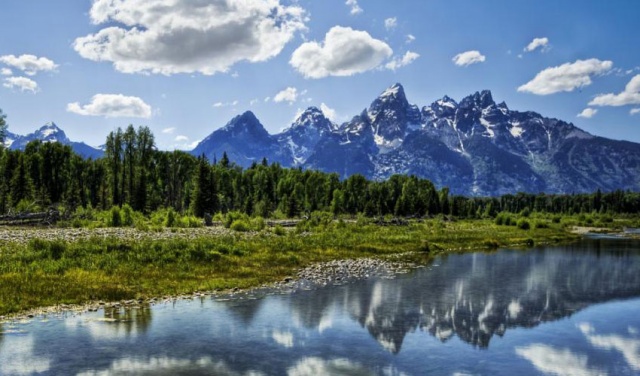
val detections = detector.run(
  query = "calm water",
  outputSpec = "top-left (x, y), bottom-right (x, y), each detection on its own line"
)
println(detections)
top-left (2, 237), bottom-right (640, 375)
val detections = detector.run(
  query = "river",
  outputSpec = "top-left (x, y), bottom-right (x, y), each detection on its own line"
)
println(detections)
top-left (1, 236), bottom-right (639, 375)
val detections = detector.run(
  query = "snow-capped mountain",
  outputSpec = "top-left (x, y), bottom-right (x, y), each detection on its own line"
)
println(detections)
top-left (6, 122), bottom-right (104, 159)
top-left (191, 111), bottom-right (290, 168)
top-left (192, 83), bottom-right (640, 196)
top-left (277, 107), bottom-right (335, 165)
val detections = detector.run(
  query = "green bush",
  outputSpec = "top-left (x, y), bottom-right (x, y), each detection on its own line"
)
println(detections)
top-left (230, 219), bottom-right (251, 232)
top-left (121, 204), bottom-right (135, 226)
top-left (273, 225), bottom-right (286, 236)
top-left (109, 206), bottom-right (122, 227)
top-left (165, 209), bottom-right (177, 227)
top-left (517, 219), bottom-right (531, 230)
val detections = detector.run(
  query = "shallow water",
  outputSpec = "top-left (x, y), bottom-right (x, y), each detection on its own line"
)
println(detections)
top-left (1, 237), bottom-right (640, 375)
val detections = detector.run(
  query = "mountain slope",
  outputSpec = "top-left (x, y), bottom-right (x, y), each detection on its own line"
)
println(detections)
top-left (7, 122), bottom-right (104, 159)
top-left (191, 111), bottom-right (290, 168)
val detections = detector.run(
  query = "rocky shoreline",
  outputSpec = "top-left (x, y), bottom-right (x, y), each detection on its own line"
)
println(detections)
top-left (0, 256), bottom-right (416, 324)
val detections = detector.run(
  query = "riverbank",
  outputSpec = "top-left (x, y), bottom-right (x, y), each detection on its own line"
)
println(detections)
top-left (0, 219), bottom-right (577, 318)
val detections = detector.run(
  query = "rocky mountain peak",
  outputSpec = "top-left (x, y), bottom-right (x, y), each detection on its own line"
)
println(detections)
top-left (459, 90), bottom-right (495, 110)
top-left (289, 107), bottom-right (334, 132)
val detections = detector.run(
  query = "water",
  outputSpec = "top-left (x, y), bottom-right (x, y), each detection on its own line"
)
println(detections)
top-left (2, 237), bottom-right (640, 375)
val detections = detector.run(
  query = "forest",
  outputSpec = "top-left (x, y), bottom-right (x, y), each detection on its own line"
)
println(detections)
top-left (1, 119), bottom-right (640, 221)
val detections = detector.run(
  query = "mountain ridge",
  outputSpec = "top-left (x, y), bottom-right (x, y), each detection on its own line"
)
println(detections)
top-left (6, 84), bottom-right (640, 196)
top-left (192, 83), bottom-right (640, 196)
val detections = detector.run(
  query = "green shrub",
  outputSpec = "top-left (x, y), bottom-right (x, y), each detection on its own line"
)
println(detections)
top-left (517, 219), bottom-right (531, 230)
top-left (250, 216), bottom-right (266, 231)
top-left (273, 225), bottom-right (286, 236)
top-left (230, 219), bottom-right (250, 232)
top-left (520, 207), bottom-right (531, 218)
top-left (121, 204), bottom-right (135, 226)
top-left (109, 206), bottom-right (122, 227)
top-left (534, 221), bottom-right (549, 229)
top-left (165, 209), bottom-right (177, 227)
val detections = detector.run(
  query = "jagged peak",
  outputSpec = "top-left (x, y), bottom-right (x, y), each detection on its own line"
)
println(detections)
top-left (377, 83), bottom-right (407, 102)
top-left (460, 90), bottom-right (495, 110)
top-left (286, 106), bottom-right (333, 132)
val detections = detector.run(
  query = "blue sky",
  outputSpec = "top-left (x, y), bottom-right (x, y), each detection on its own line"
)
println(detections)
top-left (0, 0), bottom-right (639, 149)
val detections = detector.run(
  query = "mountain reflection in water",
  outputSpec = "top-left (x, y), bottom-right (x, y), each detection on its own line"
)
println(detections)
top-left (1, 237), bottom-right (639, 376)
top-left (232, 237), bottom-right (637, 353)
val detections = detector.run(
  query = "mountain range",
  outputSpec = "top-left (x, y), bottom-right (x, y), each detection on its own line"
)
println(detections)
top-left (6, 84), bottom-right (640, 196)
top-left (4, 122), bottom-right (103, 159)
top-left (192, 83), bottom-right (640, 196)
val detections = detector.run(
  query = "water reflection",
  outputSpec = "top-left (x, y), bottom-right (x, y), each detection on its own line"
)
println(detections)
top-left (515, 344), bottom-right (603, 376)
top-left (1, 238), bottom-right (640, 375)
top-left (274, 238), bottom-right (640, 351)
top-left (580, 322), bottom-right (640, 370)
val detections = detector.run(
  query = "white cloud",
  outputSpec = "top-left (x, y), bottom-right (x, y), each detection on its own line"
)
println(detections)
top-left (162, 127), bottom-right (176, 134)
top-left (213, 100), bottom-right (239, 108)
top-left (320, 103), bottom-right (338, 122)
top-left (0, 54), bottom-right (58, 76)
top-left (274, 87), bottom-right (299, 103)
top-left (524, 37), bottom-right (550, 53)
top-left (1, 68), bottom-right (12, 76)
top-left (175, 135), bottom-right (189, 142)
top-left (3, 76), bottom-right (39, 93)
top-left (290, 26), bottom-right (393, 79)
top-left (73, 0), bottom-right (307, 76)
top-left (518, 59), bottom-right (613, 95)
top-left (250, 98), bottom-right (259, 106)
top-left (452, 50), bottom-right (486, 67)
top-left (67, 94), bottom-right (152, 118)
top-left (386, 51), bottom-right (420, 71)
top-left (589, 74), bottom-right (640, 107)
top-left (345, 0), bottom-right (362, 15)
top-left (385, 17), bottom-right (397, 31)
top-left (577, 108), bottom-right (598, 118)
top-left (406, 34), bottom-right (416, 44)
top-left (631, 108), bottom-right (640, 115)
top-left (515, 344), bottom-right (603, 376)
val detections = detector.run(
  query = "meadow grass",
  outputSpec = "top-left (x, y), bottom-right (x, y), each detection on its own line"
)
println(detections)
top-left (0, 218), bottom-right (580, 315)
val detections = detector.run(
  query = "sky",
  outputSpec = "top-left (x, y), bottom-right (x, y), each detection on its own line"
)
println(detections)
top-left (0, 0), bottom-right (639, 149)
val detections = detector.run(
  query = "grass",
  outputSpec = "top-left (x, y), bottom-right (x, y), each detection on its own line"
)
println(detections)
top-left (0, 217), bottom-right (584, 316)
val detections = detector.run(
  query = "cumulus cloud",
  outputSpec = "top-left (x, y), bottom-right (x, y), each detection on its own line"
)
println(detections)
top-left (406, 34), bottom-right (416, 44)
top-left (577, 108), bottom-right (597, 118)
top-left (631, 108), bottom-right (640, 115)
top-left (175, 135), bottom-right (189, 142)
top-left (518, 59), bottom-right (613, 95)
top-left (274, 87), bottom-right (299, 103)
top-left (162, 127), bottom-right (176, 134)
top-left (385, 17), bottom-right (397, 31)
top-left (73, 0), bottom-right (307, 76)
top-left (345, 0), bottom-right (362, 15)
top-left (67, 94), bottom-right (152, 118)
top-left (524, 37), bottom-right (550, 53)
top-left (589, 74), bottom-right (640, 106)
top-left (3, 76), bottom-right (39, 93)
top-left (452, 50), bottom-right (486, 67)
top-left (0, 54), bottom-right (58, 76)
top-left (386, 51), bottom-right (420, 71)
top-left (1, 68), bottom-right (12, 76)
top-left (290, 26), bottom-right (392, 79)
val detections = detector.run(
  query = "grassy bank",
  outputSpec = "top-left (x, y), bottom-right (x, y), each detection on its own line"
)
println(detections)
top-left (0, 217), bottom-right (581, 316)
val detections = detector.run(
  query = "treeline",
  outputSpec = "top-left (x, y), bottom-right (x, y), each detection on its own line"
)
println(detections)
top-left (1, 124), bottom-right (640, 218)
